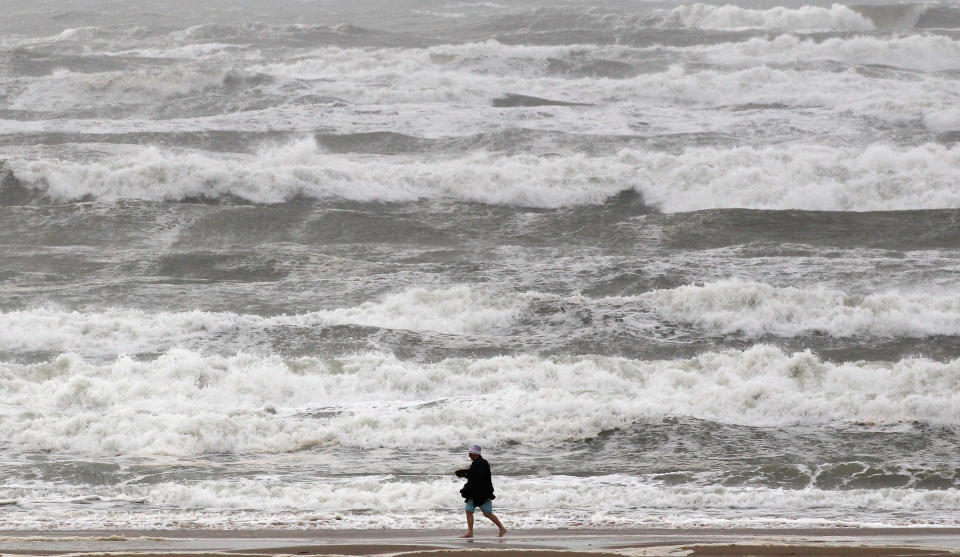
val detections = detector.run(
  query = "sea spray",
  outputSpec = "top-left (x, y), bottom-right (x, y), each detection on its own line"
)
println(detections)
top-left (9, 142), bottom-right (960, 210)
top-left (3, 346), bottom-right (960, 456)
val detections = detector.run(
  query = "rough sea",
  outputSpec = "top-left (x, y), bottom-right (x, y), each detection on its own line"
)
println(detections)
top-left (2, 0), bottom-right (960, 531)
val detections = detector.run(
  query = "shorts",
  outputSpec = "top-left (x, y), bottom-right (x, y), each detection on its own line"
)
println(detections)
top-left (465, 499), bottom-right (493, 513)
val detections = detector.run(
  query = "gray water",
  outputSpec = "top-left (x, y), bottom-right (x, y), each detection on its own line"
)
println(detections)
top-left (2, 0), bottom-right (960, 530)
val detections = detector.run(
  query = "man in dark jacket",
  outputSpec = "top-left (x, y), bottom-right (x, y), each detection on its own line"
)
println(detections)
top-left (459, 445), bottom-right (506, 538)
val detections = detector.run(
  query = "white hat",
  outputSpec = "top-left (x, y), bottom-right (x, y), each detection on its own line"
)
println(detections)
top-left (469, 445), bottom-right (482, 455)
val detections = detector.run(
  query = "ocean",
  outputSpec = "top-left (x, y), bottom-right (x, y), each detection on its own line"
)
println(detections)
top-left (1, 0), bottom-right (960, 531)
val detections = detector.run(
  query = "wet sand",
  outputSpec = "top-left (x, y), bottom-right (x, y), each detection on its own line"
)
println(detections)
top-left (2, 528), bottom-right (960, 556)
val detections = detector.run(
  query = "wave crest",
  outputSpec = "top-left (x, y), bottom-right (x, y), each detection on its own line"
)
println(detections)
top-left (2, 346), bottom-right (960, 455)
top-left (0, 286), bottom-right (523, 355)
top-left (643, 280), bottom-right (960, 338)
top-left (663, 3), bottom-right (875, 31)
top-left (9, 141), bottom-right (960, 211)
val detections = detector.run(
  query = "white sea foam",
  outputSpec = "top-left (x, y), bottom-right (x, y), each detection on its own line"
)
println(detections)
top-left (627, 143), bottom-right (960, 212)
top-left (924, 107), bottom-right (960, 132)
top-left (141, 475), bottom-right (960, 526)
top-left (694, 34), bottom-right (960, 73)
top-left (11, 40), bottom-right (925, 120)
top-left (445, 2), bottom-right (507, 8)
top-left (3, 475), bottom-right (960, 529)
top-left (7, 139), bottom-right (630, 206)
top-left (0, 286), bottom-right (523, 355)
top-left (7, 67), bottom-right (235, 112)
top-left (102, 42), bottom-right (261, 61)
top-left (662, 3), bottom-right (875, 31)
top-left (2, 346), bottom-right (960, 456)
top-left (6, 282), bottom-right (960, 360)
top-left (5, 39), bottom-right (957, 134)
top-left (80, 33), bottom-right (960, 81)
top-left (10, 141), bottom-right (960, 211)
top-left (86, 34), bottom-right (960, 80)
top-left (248, 50), bottom-right (960, 129)
top-left (254, 44), bottom-right (952, 102)
top-left (419, 34), bottom-right (960, 73)
top-left (641, 280), bottom-right (960, 338)
top-left (49, 26), bottom-right (125, 43)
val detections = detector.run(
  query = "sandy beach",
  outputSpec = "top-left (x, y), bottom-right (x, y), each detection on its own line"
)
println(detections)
top-left (2, 528), bottom-right (960, 557)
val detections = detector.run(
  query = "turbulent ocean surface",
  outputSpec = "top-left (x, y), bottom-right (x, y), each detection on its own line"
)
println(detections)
top-left (2, 0), bottom-right (960, 531)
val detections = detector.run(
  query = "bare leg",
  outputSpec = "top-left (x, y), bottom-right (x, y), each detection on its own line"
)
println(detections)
top-left (482, 512), bottom-right (507, 537)
top-left (459, 511), bottom-right (474, 538)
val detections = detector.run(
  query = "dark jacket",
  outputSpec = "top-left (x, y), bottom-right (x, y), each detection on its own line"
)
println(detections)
top-left (459, 456), bottom-right (495, 505)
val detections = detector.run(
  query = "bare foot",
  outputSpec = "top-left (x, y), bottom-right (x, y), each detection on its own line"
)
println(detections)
top-left (459, 533), bottom-right (473, 538)
top-left (498, 528), bottom-right (507, 537)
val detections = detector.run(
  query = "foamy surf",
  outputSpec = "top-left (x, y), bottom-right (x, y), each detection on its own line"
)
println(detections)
top-left (3, 474), bottom-right (960, 530)
top-left (6, 40), bottom-right (959, 128)
top-left (661, 3), bottom-right (876, 31)
top-left (5, 282), bottom-right (960, 359)
top-left (691, 34), bottom-right (960, 73)
top-left (2, 346), bottom-right (960, 456)
top-left (7, 141), bottom-right (960, 210)
top-left (4, 0), bottom-right (960, 534)
top-left (641, 280), bottom-right (960, 338)
top-left (0, 286), bottom-right (525, 355)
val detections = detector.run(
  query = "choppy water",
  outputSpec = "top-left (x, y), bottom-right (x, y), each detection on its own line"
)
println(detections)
top-left (2, 0), bottom-right (960, 531)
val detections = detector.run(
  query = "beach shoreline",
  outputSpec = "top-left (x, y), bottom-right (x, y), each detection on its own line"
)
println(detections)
top-left (2, 528), bottom-right (960, 556)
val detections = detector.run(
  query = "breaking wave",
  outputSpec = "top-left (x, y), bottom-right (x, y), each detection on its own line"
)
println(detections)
top-left (0, 286), bottom-right (523, 355)
top-left (5, 42), bottom-right (957, 127)
top-left (6, 281), bottom-right (960, 360)
top-left (2, 346), bottom-right (960, 456)
top-left (694, 34), bottom-right (960, 73)
top-left (262, 34), bottom-right (960, 79)
top-left (661, 3), bottom-right (875, 31)
top-left (642, 280), bottom-right (960, 338)
top-left (4, 475), bottom-right (959, 529)
top-left (7, 67), bottom-right (248, 113)
top-left (8, 141), bottom-right (960, 211)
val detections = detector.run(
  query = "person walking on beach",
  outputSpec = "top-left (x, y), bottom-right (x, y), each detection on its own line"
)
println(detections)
top-left (458, 445), bottom-right (506, 538)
